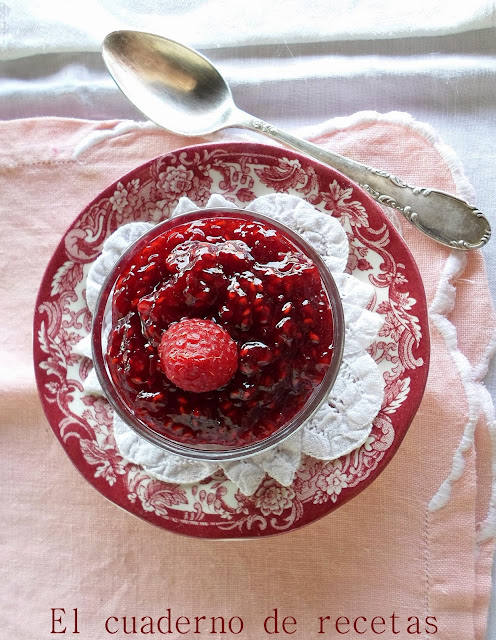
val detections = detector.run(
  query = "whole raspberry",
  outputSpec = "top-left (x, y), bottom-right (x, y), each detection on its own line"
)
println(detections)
top-left (158, 319), bottom-right (238, 393)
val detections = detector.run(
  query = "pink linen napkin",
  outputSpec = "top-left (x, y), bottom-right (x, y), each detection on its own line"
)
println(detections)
top-left (1, 114), bottom-right (495, 640)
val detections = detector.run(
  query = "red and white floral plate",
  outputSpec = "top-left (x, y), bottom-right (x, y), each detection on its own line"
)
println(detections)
top-left (34, 141), bottom-right (429, 538)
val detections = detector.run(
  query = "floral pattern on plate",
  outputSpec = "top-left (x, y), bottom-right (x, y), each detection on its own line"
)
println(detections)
top-left (34, 142), bottom-right (429, 538)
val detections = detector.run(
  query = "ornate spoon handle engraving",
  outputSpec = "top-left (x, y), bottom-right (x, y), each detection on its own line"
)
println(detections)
top-left (245, 116), bottom-right (491, 250)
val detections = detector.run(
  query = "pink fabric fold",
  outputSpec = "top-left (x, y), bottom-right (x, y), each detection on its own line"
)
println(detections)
top-left (1, 115), bottom-right (494, 640)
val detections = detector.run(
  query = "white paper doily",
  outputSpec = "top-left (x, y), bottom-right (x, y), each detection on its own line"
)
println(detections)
top-left (77, 193), bottom-right (384, 495)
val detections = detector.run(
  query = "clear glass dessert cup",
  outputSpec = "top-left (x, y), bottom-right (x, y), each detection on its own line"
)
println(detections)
top-left (92, 207), bottom-right (345, 462)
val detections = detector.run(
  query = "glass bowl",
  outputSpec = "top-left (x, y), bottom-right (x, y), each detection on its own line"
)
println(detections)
top-left (91, 207), bottom-right (345, 462)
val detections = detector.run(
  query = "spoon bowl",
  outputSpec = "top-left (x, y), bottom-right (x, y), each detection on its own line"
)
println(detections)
top-left (103, 30), bottom-right (237, 136)
top-left (102, 30), bottom-right (491, 251)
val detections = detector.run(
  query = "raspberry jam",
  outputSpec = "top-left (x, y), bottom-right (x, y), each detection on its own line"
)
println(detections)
top-left (105, 210), bottom-right (336, 448)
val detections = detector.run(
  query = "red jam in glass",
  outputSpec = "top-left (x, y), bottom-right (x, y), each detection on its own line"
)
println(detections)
top-left (106, 213), bottom-right (335, 447)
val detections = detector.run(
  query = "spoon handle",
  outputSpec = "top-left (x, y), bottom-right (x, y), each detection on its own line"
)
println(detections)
top-left (240, 115), bottom-right (491, 250)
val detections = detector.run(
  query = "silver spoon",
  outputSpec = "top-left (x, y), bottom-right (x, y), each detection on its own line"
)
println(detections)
top-left (102, 30), bottom-right (491, 251)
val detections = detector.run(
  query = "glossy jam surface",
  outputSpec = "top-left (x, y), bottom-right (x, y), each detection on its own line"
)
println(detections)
top-left (106, 213), bottom-right (335, 447)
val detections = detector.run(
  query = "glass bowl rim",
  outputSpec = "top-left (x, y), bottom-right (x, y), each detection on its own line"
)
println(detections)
top-left (91, 206), bottom-right (345, 462)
